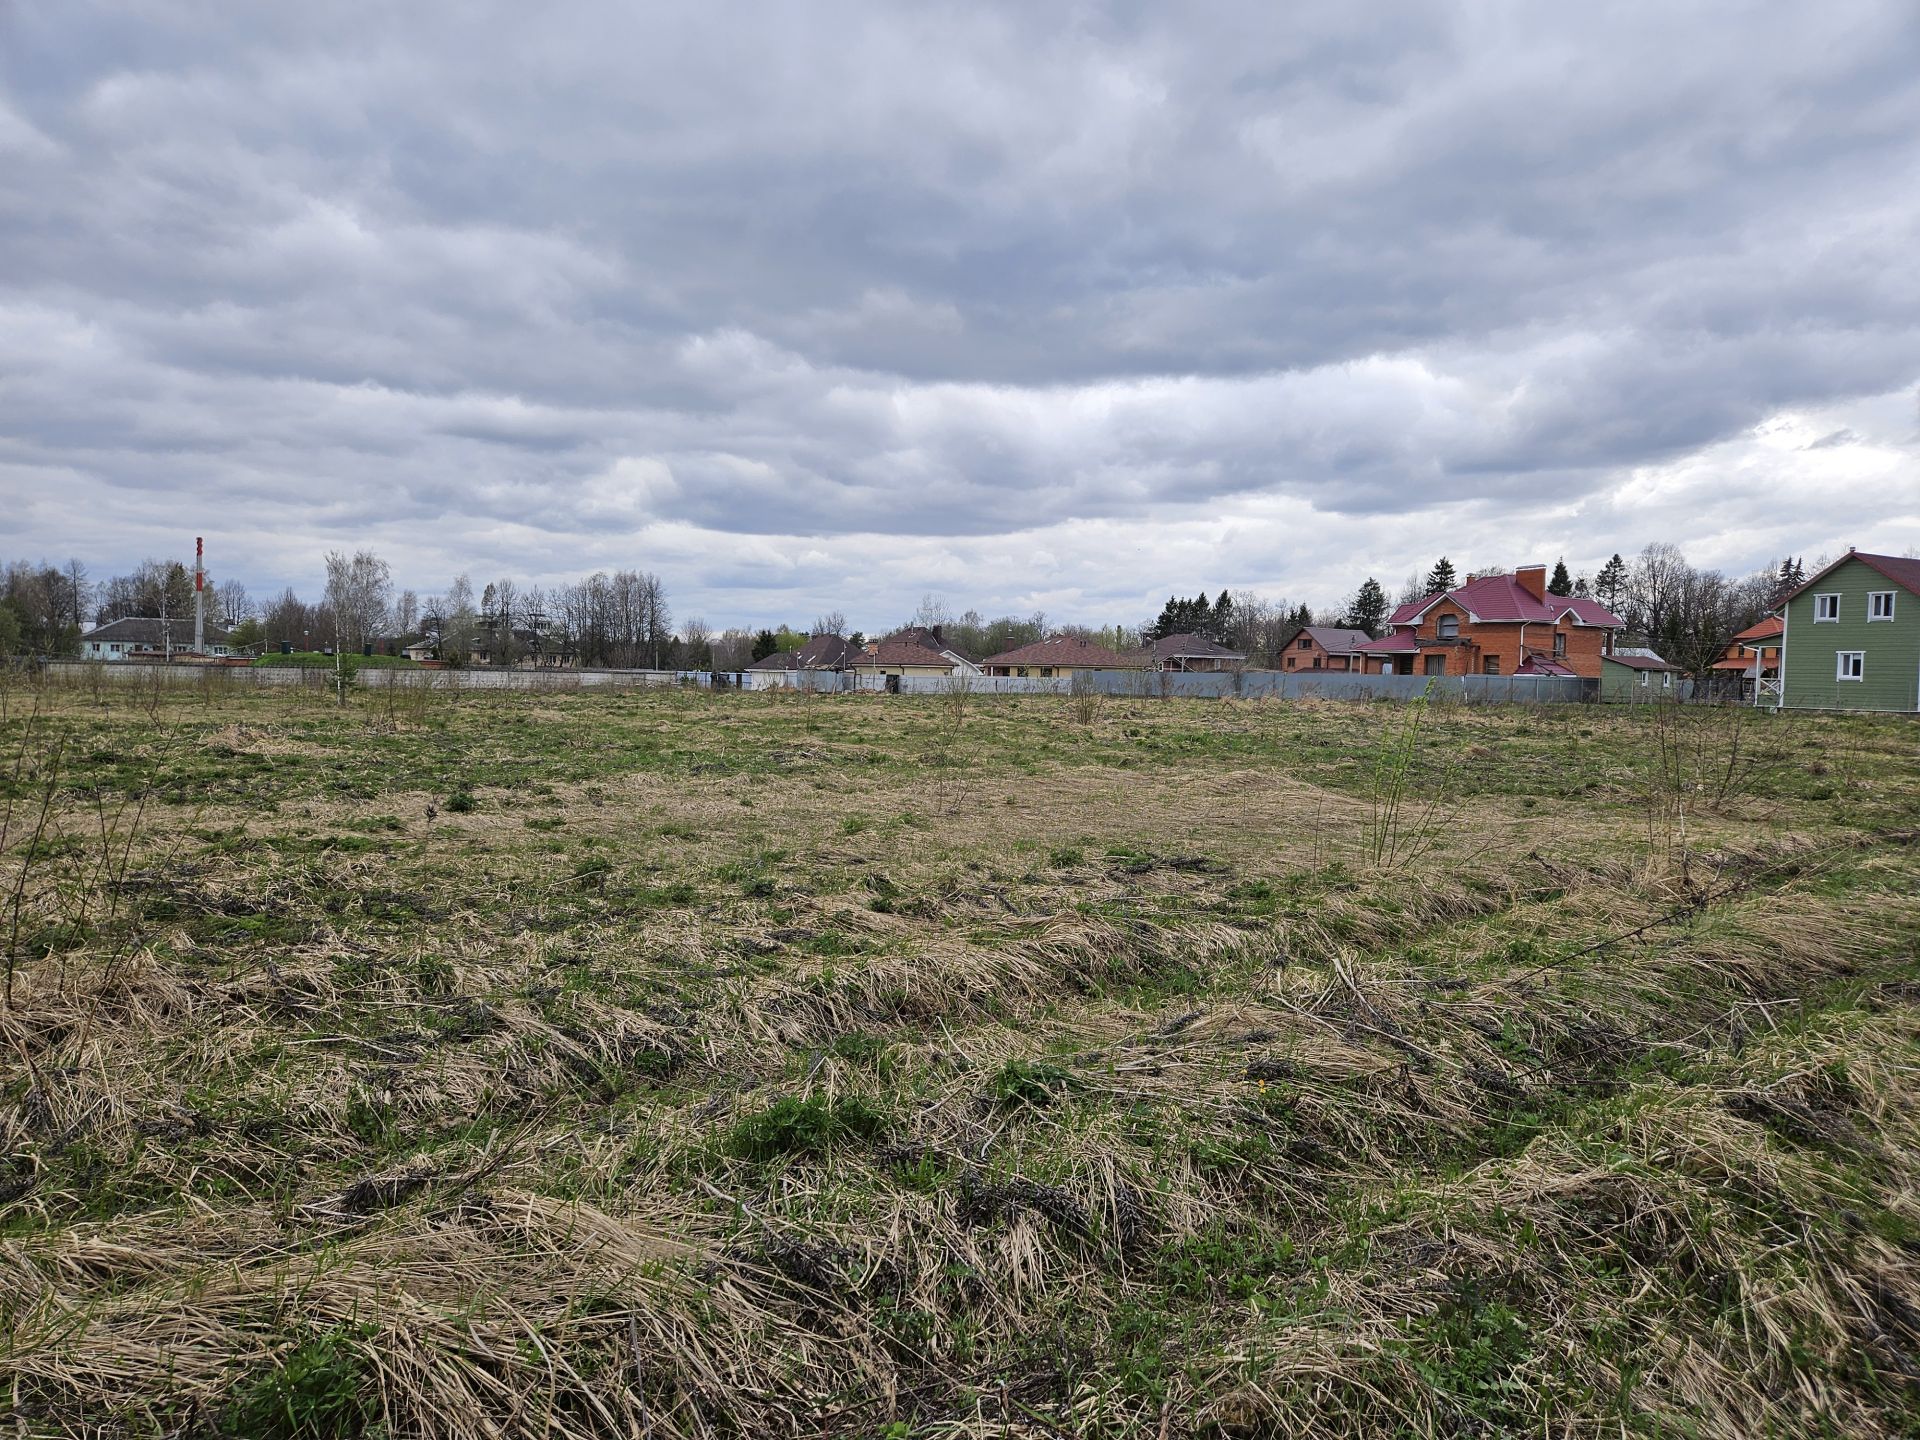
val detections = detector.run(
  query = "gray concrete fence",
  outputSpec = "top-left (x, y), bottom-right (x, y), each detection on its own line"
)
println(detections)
top-left (28, 659), bottom-right (1652, 704)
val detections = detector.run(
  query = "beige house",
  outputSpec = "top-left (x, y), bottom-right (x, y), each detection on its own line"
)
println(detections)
top-left (978, 635), bottom-right (1144, 677)
top-left (848, 626), bottom-right (981, 682)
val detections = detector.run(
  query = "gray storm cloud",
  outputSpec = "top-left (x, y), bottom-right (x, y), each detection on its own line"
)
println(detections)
top-left (2, 1), bottom-right (1918, 624)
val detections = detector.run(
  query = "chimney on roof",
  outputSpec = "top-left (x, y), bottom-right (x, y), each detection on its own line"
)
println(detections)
top-left (1515, 564), bottom-right (1547, 601)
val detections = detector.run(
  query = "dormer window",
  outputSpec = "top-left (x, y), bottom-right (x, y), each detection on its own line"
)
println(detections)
top-left (1436, 614), bottom-right (1459, 639)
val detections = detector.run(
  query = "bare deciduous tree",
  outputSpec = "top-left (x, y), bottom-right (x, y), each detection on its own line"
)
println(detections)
top-left (323, 549), bottom-right (393, 653)
top-left (215, 579), bottom-right (253, 627)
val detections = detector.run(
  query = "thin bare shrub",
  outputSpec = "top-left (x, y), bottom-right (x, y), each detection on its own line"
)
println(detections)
top-left (1066, 674), bottom-right (1103, 726)
top-left (1639, 698), bottom-right (1775, 872)
top-left (1362, 679), bottom-right (1458, 867)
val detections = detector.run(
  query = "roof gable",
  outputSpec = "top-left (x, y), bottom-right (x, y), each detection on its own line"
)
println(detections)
top-left (1390, 575), bottom-right (1622, 629)
top-left (1300, 626), bottom-right (1372, 654)
top-left (1784, 550), bottom-right (1920, 605)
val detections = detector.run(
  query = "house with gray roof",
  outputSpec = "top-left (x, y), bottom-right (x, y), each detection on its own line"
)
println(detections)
top-left (80, 616), bottom-right (233, 661)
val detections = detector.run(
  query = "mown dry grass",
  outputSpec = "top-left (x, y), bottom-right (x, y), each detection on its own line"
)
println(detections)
top-left (3, 676), bottom-right (1918, 1437)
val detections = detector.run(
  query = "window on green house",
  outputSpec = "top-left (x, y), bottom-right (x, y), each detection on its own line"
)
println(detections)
top-left (1869, 591), bottom-right (1896, 621)
top-left (1815, 593), bottom-right (1841, 622)
top-left (1836, 651), bottom-right (1865, 681)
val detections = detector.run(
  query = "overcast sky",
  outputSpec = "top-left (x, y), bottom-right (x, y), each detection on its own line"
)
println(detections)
top-left (4, 2), bottom-right (1920, 631)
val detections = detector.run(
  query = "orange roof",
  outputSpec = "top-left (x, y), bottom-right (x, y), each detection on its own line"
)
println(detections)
top-left (1731, 615), bottom-right (1783, 643)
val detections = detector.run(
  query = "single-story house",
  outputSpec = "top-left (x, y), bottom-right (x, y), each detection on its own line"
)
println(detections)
top-left (849, 626), bottom-right (981, 686)
top-left (1601, 648), bottom-right (1680, 701)
top-left (978, 635), bottom-right (1144, 677)
top-left (1777, 549), bottom-right (1920, 712)
top-left (1147, 632), bottom-right (1246, 672)
top-left (746, 633), bottom-right (856, 690)
top-left (1281, 626), bottom-right (1372, 672)
top-left (467, 628), bottom-right (577, 668)
top-left (1357, 566), bottom-right (1623, 679)
top-left (80, 616), bottom-right (233, 661)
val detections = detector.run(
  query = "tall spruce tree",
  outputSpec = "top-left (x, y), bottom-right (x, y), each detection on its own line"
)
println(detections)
top-left (1209, 589), bottom-right (1234, 643)
top-left (1423, 557), bottom-right (1458, 594)
top-left (1595, 553), bottom-right (1629, 615)
top-left (1345, 577), bottom-right (1388, 637)
top-left (1548, 559), bottom-right (1573, 596)
top-left (1773, 557), bottom-right (1805, 605)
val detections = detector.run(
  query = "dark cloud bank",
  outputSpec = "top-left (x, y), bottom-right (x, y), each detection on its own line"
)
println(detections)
top-left (3, 1), bottom-right (1918, 625)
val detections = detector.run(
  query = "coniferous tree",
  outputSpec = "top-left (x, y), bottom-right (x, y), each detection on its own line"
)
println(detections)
top-left (1595, 553), bottom-right (1630, 615)
top-left (751, 629), bottom-right (779, 661)
top-left (1772, 556), bottom-right (1805, 605)
top-left (1345, 578), bottom-right (1388, 638)
top-left (1548, 559), bottom-right (1573, 597)
top-left (1423, 557), bottom-right (1458, 595)
top-left (1209, 589), bottom-right (1234, 643)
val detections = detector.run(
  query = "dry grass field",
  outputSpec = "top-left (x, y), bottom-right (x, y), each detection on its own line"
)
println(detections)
top-left (4, 677), bottom-right (1919, 1437)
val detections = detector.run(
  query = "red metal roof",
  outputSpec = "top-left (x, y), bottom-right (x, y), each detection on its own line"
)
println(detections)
top-left (1355, 632), bottom-right (1419, 653)
top-left (1387, 573), bottom-right (1622, 629)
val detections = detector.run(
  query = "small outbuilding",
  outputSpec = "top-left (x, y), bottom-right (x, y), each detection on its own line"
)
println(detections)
top-left (1600, 648), bottom-right (1680, 701)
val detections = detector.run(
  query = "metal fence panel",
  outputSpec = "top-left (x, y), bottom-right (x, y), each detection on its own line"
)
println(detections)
top-left (33, 661), bottom-right (1630, 705)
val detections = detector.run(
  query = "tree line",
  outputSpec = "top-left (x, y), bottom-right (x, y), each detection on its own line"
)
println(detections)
top-left (0, 543), bottom-right (1828, 677)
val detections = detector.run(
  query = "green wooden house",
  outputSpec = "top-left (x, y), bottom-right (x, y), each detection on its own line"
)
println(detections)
top-left (1600, 648), bottom-right (1680, 702)
top-left (1778, 550), bottom-right (1920, 713)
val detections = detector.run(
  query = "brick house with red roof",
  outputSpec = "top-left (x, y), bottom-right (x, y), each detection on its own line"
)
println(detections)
top-left (1281, 626), bottom-right (1371, 673)
top-left (1355, 566), bottom-right (1624, 680)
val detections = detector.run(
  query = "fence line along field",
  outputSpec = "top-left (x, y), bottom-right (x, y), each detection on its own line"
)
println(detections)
top-left (3, 676), bottom-right (1918, 1438)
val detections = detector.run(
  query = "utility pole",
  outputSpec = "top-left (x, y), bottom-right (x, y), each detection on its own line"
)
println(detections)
top-left (194, 536), bottom-right (206, 655)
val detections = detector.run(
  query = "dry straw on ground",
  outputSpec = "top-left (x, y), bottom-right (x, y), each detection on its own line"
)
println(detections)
top-left (3, 678), bottom-right (1918, 1437)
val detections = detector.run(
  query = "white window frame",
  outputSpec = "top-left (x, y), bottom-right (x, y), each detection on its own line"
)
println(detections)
top-left (1836, 651), bottom-right (1865, 682)
top-left (1639, 670), bottom-right (1648, 687)
top-left (1868, 590), bottom-right (1896, 622)
top-left (1662, 671), bottom-right (1672, 689)
top-left (1813, 593), bottom-right (1841, 623)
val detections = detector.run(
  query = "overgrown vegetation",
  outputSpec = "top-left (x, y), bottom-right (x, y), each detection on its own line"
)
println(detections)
top-left (2, 673), bottom-right (1917, 1437)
